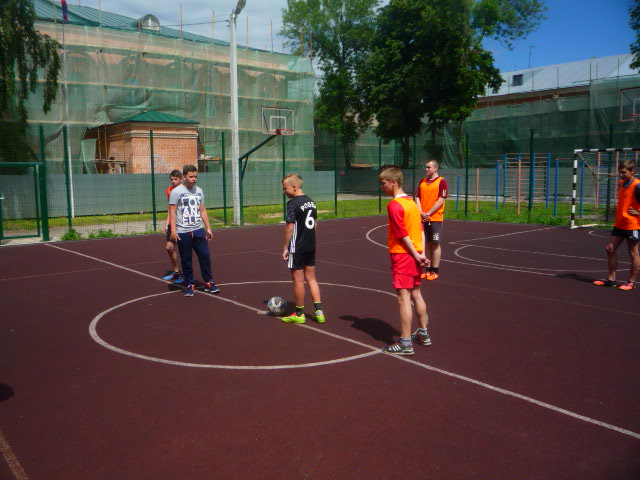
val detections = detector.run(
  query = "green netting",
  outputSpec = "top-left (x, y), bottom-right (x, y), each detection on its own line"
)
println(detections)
top-left (2, 11), bottom-right (640, 240)
top-left (443, 76), bottom-right (640, 168)
top-left (19, 21), bottom-right (315, 176)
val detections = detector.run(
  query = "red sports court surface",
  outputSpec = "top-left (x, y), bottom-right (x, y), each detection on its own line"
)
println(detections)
top-left (0, 217), bottom-right (638, 479)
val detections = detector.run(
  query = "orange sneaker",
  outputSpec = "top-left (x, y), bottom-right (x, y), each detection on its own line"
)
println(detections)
top-left (425, 272), bottom-right (439, 281)
top-left (618, 281), bottom-right (636, 291)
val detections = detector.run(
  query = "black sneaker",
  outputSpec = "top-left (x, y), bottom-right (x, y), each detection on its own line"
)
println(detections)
top-left (411, 329), bottom-right (432, 346)
top-left (204, 282), bottom-right (220, 294)
top-left (382, 343), bottom-right (414, 356)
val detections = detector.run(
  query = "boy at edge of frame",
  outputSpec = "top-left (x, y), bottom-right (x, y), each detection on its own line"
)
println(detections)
top-left (593, 159), bottom-right (640, 291)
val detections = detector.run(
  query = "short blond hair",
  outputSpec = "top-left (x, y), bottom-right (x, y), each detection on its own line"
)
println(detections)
top-left (378, 165), bottom-right (403, 186)
top-left (619, 160), bottom-right (636, 172)
top-left (282, 173), bottom-right (303, 188)
top-left (426, 159), bottom-right (439, 169)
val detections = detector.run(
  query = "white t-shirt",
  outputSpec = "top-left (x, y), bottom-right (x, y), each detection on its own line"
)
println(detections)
top-left (168, 184), bottom-right (205, 233)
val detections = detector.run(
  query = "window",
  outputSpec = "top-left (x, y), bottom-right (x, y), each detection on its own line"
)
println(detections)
top-left (512, 74), bottom-right (523, 86)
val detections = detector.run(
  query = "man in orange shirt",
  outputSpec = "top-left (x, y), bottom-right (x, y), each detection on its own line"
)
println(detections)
top-left (415, 160), bottom-right (448, 280)
top-left (379, 166), bottom-right (431, 355)
top-left (593, 160), bottom-right (640, 291)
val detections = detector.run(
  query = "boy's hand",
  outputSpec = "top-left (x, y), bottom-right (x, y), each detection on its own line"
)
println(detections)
top-left (282, 248), bottom-right (289, 260)
top-left (206, 229), bottom-right (212, 240)
top-left (627, 207), bottom-right (640, 217)
top-left (415, 252), bottom-right (428, 267)
top-left (170, 231), bottom-right (179, 242)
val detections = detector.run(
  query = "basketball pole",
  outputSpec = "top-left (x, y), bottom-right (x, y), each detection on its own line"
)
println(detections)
top-left (230, 0), bottom-right (246, 225)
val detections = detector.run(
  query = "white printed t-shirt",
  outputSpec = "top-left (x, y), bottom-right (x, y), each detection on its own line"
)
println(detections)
top-left (168, 184), bottom-right (205, 233)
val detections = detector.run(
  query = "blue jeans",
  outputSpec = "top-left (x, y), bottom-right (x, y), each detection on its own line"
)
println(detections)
top-left (176, 228), bottom-right (212, 285)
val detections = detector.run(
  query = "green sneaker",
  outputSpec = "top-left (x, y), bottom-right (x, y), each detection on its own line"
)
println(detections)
top-left (281, 312), bottom-right (305, 324)
top-left (313, 309), bottom-right (325, 323)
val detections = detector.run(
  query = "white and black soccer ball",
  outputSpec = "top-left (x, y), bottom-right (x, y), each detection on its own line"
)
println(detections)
top-left (267, 296), bottom-right (287, 316)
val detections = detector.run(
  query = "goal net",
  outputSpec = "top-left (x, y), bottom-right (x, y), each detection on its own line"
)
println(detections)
top-left (570, 148), bottom-right (640, 229)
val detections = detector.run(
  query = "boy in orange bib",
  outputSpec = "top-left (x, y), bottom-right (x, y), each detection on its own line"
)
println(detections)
top-left (593, 160), bottom-right (640, 291)
top-left (379, 166), bottom-right (432, 355)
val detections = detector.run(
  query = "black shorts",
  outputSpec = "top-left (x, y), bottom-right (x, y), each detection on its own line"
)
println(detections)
top-left (611, 227), bottom-right (640, 241)
top-left (288, 251), bottom-right (316, 270)
top-left (424, 221), bottom-right (443, 244)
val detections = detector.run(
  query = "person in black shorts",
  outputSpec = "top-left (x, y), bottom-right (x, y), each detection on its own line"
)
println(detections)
top-left (280, 174), bottom-right (325, 324)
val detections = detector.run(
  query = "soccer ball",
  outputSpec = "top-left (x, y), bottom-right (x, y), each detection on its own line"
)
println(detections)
top-left (267, 296), bottom-right (287, 316)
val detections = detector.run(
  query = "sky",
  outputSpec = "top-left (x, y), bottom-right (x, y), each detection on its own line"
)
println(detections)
top-left (75, 0), bottom-right (637, 73)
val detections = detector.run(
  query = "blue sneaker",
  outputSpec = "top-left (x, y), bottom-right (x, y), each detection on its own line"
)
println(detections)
top-left (203, 282), bottom-right (220, 294)
top-left (173, 274), bottom-right (185, 285)
top-left (184, 284), bottom-right (195, 297)
top-left (162, 270), bottom-right (180, 281)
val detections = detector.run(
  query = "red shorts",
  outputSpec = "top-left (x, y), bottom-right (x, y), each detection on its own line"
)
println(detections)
top-left (390, 253), bottom-right (422, 289)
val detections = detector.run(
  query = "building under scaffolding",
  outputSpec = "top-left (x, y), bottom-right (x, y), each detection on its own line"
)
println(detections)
top-left (20, 0), bottom-right (315, 175)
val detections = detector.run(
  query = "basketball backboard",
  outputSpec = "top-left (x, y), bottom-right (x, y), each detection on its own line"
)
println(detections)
top-left (261, 107), bottom-right (295, 135)
top-left (620, 87), bottom-right (640, 121)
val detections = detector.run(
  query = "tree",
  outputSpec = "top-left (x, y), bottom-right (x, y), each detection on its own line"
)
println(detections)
top-left (631, 0), bottom-right (640, 70)
top-left (359, 0), bottom-right (546, 167)
top-left (0, 0), bottom-right (61, 129)
top-left (280, 0), bottom-right (379, 169)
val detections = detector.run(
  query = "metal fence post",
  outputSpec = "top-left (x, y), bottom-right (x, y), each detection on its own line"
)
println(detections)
top-left (378, 137), bottom-right (382, 214)
top-left (282, 136), bottom-right (286, 222)
top-left (334, 136), bottom-right (338, 216)
top-left (221, 131), bottom-right (227, 225)
top-left (39, 124), bottom-right (49, 241)
top-left (464, 133), bottom-right (469, 217)
top-left (149, 130), bottom-right (157, 232)
top-left (528, 129), bottom-right (534, 212)
top-left (63, 125), bottom-right (72, 229)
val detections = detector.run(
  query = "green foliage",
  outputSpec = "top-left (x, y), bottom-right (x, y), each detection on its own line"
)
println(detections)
top-left (280, 0), bottom-right (379, 167)
top-left (88, 229), bottom-right (116, 238)
top-left (472, 0), bottom-right (547, 49)
top-left (0, 0), bottom-right (61, 125)
top-left (61, 228), bottom-right (82, 241)
top-left (631, 0), bottom-right (640, 71)
top-left (358, 0), bottom-right (545, 167)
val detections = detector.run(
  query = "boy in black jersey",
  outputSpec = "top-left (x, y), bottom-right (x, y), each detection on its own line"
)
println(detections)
top-left (280, 174), bottom-right (325, 324)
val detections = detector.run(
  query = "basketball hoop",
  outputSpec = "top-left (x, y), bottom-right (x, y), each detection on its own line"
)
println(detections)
top-left (274, 128), bottom-right (294, 136)
top-left (261, 107), bottom-right (295, 136)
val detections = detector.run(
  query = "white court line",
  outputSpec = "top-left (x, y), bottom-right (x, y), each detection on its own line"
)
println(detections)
top-left (0, 429), bottom-right (29, 480)
top-left (47, 242), bottom-right (640, 440)
top-left (449, 226), bottom-right (556, 244)
top-left (453, 245), bottom-right (606, 273)
top-left (367, 223), bottom-right (610, 275)
top-left (390, 354), bottom-right (640, 440)
top-left (89, 284), bottom-right (393, 370)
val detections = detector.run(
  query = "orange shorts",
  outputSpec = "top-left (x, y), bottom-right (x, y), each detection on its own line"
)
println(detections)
top-left (390, 253), bottom-right (422, 289)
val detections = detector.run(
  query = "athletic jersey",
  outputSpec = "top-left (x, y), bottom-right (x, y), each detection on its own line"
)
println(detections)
top-left (166, 184), bottom-right (178, 200)
top-left (286, 194), bottom-right (317, 253)
top-left (168, 184), bottom-right (205, 233)
top-left (415, 176), bottom-right (448, 222)
top-left (614, 177), bottom-right (640, 230)
top-left (387, 195), bottom-right (424, 254)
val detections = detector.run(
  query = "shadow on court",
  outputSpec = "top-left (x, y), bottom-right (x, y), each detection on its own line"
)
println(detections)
top-left (339, 315), bottom-right (399, 343)
top-left (0, 384), bottom-right (14, 402)
top-left (555, 272), bottom-right (598, 284)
